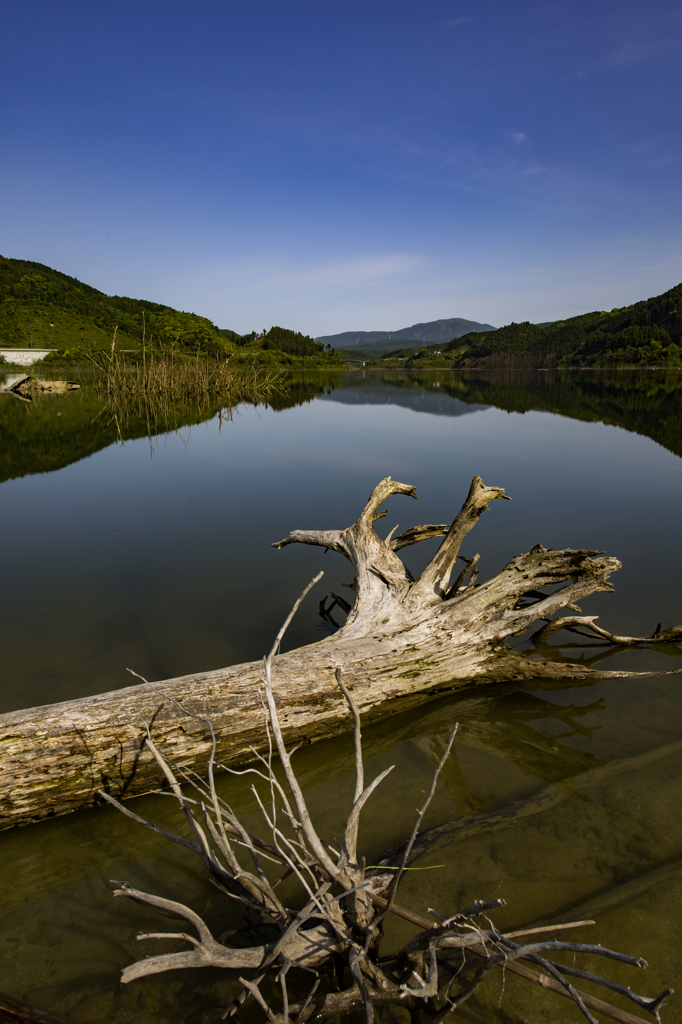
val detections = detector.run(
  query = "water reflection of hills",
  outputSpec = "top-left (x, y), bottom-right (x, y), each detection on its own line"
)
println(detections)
top-left (2, 368), bottom-right (681, 482)
top-left (454, 369), bottom-right (682, 458)
top-left (316, 369), bottom-right (682, 458)
top-left (317, 375), bottom-right (489, 418)
top-left (0, 378), bottom-right (220, 483)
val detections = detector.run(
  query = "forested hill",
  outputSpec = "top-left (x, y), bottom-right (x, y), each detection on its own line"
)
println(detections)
top-left (0, 256), bottom-right (342, 366)
top-left (435, 281), bottom-right (682, 368)
top-left (0, 255), bottom-right (237, 352)
top-left (316, 316), bottom-right (495, 351)
top-left (4, 255), bottom-right (679, 369)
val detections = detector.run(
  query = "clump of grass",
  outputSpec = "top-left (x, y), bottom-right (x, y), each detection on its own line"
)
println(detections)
top-left (90, 329), bottom-right (287, 441)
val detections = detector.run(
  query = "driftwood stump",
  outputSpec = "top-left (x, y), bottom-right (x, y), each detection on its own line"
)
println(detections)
top-left (1, 476), bottom-right (680, 829)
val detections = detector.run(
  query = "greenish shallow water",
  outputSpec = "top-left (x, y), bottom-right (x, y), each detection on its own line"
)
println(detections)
top-left (1, 368), bottom-right (681, 1023)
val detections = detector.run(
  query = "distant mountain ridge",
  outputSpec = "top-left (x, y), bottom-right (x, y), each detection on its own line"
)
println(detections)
top-left (403, 282), bottom-right (682, 369)
top-left (315, 317), bottom-right (495, 351)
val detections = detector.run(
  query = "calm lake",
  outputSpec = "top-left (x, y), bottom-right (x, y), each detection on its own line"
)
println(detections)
top-left (1, 368), bottom-right (681, 1023)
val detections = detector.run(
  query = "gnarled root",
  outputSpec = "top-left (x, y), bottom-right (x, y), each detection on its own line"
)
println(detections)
top-left (273, 474), bottom-right (682, 658)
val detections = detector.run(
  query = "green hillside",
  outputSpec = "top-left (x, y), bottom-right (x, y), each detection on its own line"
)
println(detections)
top-left (4, 255), bottom-right (678, 370)
top-left (0, 256), bottom-right (342, 368)
top-left (399, 282), bottom-right (682, 369)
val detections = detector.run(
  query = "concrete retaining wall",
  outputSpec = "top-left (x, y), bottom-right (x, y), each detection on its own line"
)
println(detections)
top-left (0, 349), bottom-right (52, 366)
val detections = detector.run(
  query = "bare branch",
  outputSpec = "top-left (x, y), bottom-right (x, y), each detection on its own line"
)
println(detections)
top-left (400, 944), bottom-right (438, 1000)
top-left (389, 523), bottom-right (449, 550)
top-left (445, 553), bottom-right (480, 598)
top-left (238, 977), bottom-right (279, 1024)
top-left (531, 615), bottom-right (682, 646)
top-left (410, 476), bottom-right (509, 602)
top-left (267, 572), bottom-right (325, 660)
top-left (271, 530), bottom-right (347, 555)
top-left (359, 477), bottom-right (418, 521)
top-left (368, 725), bottom-right (458, 946)
top-left (335, 667), bottom-right (364, 806)
top-left (96, 789), bottom-right (202, 855)
top-left (112, 882), bottom-right (265, 982)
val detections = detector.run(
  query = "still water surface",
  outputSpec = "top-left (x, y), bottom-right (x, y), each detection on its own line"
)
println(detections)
top-left (1, 369), bottom-right (681, 1023)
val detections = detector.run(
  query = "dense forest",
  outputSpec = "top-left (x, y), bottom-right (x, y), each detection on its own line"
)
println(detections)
top-left (0, 256), bottom-right (342, 367)
top-left (399, 282), bottom-right (682, 368)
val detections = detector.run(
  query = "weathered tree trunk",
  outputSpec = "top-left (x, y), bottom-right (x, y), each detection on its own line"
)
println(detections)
top-left (1, 476), bottom-right (680, 829)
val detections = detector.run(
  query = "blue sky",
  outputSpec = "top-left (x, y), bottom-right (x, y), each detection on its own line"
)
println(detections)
top-left (1, 0), bottom-right (680, 335)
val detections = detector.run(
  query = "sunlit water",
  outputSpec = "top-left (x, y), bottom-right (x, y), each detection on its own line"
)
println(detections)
top-left (1, 369), bottom-right (681, 1023)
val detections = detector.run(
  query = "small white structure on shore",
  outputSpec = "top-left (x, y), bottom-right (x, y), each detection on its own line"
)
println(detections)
top-left (0, 348), bottom-right (52, 367)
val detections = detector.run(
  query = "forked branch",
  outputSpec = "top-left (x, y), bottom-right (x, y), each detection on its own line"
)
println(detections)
top-left (408, 475), bottom-right (510, 602)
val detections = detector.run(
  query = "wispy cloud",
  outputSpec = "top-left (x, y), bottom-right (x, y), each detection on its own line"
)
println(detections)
top-left (446, 16), bottom-right (476, 27)
top-left (594, 40), bottom-right (660, 72)
top-left (576, 31), bottom-right (680, 77)
top-left (340, 127), bottom-right (599, 212)
top-left (256, 253), bottom-right (424, 289)
top-left (180, 254), bottom-right (430, 335)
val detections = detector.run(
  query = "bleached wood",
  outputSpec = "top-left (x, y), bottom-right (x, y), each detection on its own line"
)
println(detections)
top-left (1, 475), bottom-right (680, 829)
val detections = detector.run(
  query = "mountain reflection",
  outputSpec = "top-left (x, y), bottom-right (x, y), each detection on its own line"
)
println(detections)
top-left (1, 367), bottom-right (681, 482)
top-left (315, 368), bottom-right (682, 458)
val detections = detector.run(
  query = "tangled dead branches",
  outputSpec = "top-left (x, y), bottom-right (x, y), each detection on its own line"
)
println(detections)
top-left (101, 577), bottom-right (674, 1024)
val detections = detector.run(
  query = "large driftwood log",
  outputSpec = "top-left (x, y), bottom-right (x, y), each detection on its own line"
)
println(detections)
top-left (1, 476), bottom-right (680, 829)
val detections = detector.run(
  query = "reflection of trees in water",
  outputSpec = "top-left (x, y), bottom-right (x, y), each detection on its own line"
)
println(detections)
top-left (456, 369), bottom-right (682, 458)
top-left (3, 368), bottom-right (681, 481)
top-left (91, 351), bottom-right (286, 446)
top-left (0, 382), bottom-right (119, 482)
top-left (273, 368), bottom-right (682, 457)
top-left (0, 383), bottom-right (234, 482)
top-left (298, 368), bottom-right (682, 458)
top-left (0, 364), bottom-right (287, 481)
top-left (265, 369), bottom-right (345, 411)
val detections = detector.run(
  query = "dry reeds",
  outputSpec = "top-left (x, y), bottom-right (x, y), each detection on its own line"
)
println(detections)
top-left (89, 330), bottom-right (286, 442)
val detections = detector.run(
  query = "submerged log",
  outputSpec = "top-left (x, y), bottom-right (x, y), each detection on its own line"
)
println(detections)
top-left (1, 475), bottom-right (681, 829)
top-left (0, 991), bottom-right (79, 1024)
top-left (3, 374), bottom-right (79, 399)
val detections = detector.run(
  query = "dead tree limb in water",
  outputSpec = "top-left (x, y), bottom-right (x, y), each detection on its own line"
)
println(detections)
top-left (101, 592), bottom-right (673, 1024)
top-left (0, 990), bottom-right (81, 1024)
top-left (1, 475), bottom-right (681, 829)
